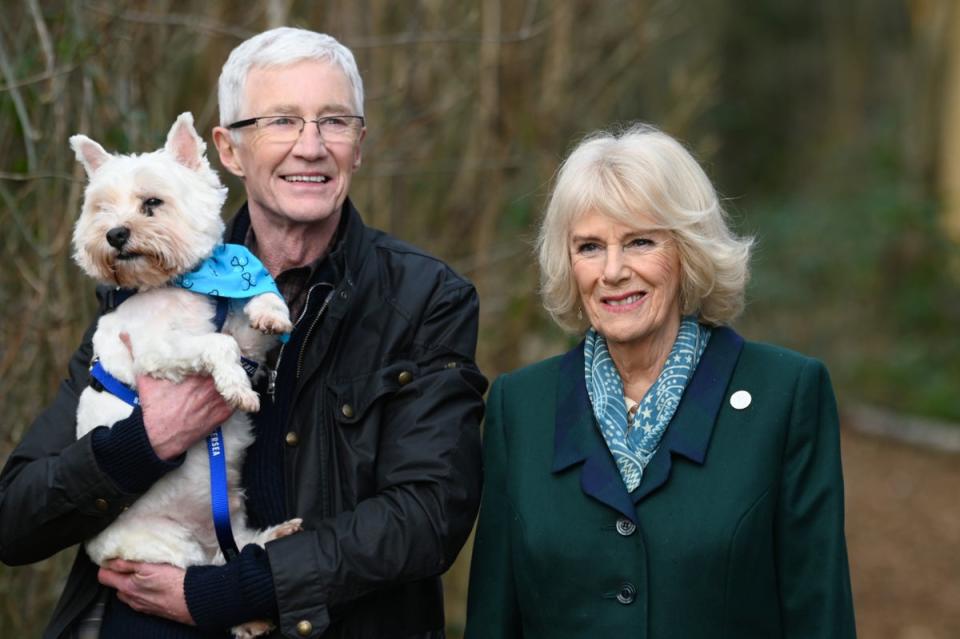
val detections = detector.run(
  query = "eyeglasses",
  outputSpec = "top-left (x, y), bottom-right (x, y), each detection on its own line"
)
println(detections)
top-left (226, 115), bottom-right (365, 144)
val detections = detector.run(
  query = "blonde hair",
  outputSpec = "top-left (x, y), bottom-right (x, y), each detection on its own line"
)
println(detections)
top-left (537, 123), bottom-right (753, 333)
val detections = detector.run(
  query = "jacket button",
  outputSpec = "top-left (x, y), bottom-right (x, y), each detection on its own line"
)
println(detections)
top-left (397, 370), bottom-right (413, 385)
top-left (341, 404), bottom-right (354, 418)
top-left (94, 498), bottom-right (109, 512)
top-left (617, 582), bottom-right (636, 605)
top-left (296, 620), bottom-right (312, 636)
top-left (615, 517), bottom-right (636, 536)
top-left (285, 432), bottom-right (299, 447)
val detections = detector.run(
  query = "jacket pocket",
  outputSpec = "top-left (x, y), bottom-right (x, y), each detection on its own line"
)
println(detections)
top-left (327, 360), bottom-right (421, 426)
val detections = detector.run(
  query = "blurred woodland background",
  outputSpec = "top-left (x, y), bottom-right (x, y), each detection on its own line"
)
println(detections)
top-left (1, 0), bottom-right (958, 637)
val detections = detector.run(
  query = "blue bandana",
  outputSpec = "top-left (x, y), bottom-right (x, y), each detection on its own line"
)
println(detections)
top-left (173, 244), bottom-right (289, 342)
top-left (173, 244), bottom-right (282, 300)
top-left (584, 316), bottom-right (711, 492)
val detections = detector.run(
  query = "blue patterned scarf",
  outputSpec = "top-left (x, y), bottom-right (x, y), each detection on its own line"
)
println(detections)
top-left (173, 243), bottom-right (281, 300)
top-left (584, 316), bottom-right (711, 492)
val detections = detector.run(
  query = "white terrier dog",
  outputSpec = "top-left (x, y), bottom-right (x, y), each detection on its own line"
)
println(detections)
top-left (71, 113), bottom-right (298, 636)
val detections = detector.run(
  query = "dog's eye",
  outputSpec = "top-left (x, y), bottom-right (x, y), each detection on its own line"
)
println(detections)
top-left (141, 197), bottom-right (163, 216)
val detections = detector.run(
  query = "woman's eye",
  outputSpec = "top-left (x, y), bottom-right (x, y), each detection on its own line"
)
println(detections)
top-left (576, 242), bottom-right (601, 254)
top-left (627, 237), bottom-right (652, 249)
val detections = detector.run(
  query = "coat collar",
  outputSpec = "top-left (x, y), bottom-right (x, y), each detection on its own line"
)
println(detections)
top-left (552, 326), bottom-right (745, 523)
top-left (226, 198), bottom-right (366, 279)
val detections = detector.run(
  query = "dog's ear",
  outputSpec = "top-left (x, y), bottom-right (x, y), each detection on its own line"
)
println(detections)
top-left (70, 135), bottom-right (111, 177)
top-left (165, 112), bottom-right (207, 171)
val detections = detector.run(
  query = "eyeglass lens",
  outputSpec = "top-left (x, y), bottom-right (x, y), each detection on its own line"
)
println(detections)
top-left (258, 116), bottom-right (361, 143)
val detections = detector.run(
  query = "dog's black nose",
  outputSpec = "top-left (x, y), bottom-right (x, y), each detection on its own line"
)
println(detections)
top-left (106, 226), bottom-right (130, 250)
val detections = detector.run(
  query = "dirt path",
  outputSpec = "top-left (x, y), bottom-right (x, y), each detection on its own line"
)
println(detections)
top-left (842, 426), bottom-right (960, 638)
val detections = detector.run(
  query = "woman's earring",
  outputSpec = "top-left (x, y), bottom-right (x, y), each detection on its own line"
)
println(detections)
top-left (577, 306), bottom-right (583, 320)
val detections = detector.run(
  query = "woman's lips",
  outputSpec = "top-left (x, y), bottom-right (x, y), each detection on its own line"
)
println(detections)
top-left (600, 291), bottom-right (646, 312)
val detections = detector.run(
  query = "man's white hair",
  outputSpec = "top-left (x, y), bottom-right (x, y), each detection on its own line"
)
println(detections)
top-left (218, 27), bottom-right (365, 126)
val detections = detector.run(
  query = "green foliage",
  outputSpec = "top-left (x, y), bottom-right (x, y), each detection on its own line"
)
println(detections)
top-left (742, 178), bottom-right (960, 421)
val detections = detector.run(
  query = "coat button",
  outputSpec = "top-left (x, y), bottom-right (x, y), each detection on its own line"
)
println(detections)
top-left (341, 404), bottom-right (354, 418)
top-left (296, 620), bottom-right (313, 636)
top-left (285, 432), bottom-right (299, 447)
top-left (94, 498), bottom-right (109, 512)
top-left (397, 370), bottom-right (413, 385)
top-left (617, 582), bottom-right (636, 605)
top-left (615, 517), bottom-right (636, 536)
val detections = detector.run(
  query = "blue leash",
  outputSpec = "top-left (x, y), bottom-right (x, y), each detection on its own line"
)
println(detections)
top-left (90, 296), bottom-right (256, 562)
top-left (207, 297), bottom-right (244, 562)
top-left (205, 425), bottom-right (238, 560)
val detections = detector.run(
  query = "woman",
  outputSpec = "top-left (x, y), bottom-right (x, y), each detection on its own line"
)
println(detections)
top-left (465, 124), bottom-right (856, 638)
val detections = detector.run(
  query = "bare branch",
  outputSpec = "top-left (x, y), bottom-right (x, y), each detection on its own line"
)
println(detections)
top-left (0, 26), bottom-right (38, 171)
top-left (0, 182), bottom-right (55, 258)
top-left (345, 19), bottom-right (550, 48)
top-left (27, 0), bottom-right (55, 77)
top-left (0, 171), bottom-right (79, 182)
top-left (83, 1), bottom-right (256, 40)
top-left (0, 64), bottom-right (79, 93)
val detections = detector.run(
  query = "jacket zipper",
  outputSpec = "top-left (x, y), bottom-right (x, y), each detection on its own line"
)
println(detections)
top-left (267, 283), bottom-right (335, 400)
top-left (296, 288), bottom-right (336, 382)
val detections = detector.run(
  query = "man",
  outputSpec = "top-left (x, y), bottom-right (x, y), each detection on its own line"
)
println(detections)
top-left (0, 27), bottom-right (486, 638)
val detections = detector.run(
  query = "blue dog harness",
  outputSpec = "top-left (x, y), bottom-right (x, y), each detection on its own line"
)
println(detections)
top-left (89, 244), bottom-right (285, 562)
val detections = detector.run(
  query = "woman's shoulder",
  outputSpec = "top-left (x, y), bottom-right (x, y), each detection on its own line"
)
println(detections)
top-left (739, 336), bottom-right (822, 363)
top-left (495, 352), bottom-right (567, 390)
top-left (733, 333), bottom-right (831, 382)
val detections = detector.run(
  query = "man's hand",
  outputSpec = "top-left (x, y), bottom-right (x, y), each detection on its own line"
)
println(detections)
top-left (137, 373), bottom-right (234, 460)
top-left (119, 332), bottom-right (234, 460)
top-left (98, 559), bottom-right (194, 625)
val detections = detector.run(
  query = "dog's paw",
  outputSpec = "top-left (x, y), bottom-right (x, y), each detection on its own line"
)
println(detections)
top-left (220, 384), bottom-right (260, 413)
top-left (250, 310), bottom-right (293, 335)
top-left (245, 294), bottom-right (293, 335)
top-left (268, 517), bottom-right (303, 541)
top-left (231, 620), bottom-right (274, 638)
top-left (246, 517), bottom-right (304, 548)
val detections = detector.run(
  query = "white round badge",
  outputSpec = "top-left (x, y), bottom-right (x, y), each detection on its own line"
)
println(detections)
top-left (730, 390), bottom-right (752, 410)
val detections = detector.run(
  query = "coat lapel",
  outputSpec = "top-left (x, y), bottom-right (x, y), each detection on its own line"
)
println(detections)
top-left (631, 326), bottom-right (744, 501)
top-left (552, 341), bottom-right (639, 523)
top-left (552, 327), bottom-right (745, 521)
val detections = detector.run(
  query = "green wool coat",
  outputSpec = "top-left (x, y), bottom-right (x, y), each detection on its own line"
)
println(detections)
top-left (465, 327), bottom-right (856, 638)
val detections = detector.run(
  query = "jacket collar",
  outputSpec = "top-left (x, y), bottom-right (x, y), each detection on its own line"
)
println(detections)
top-left (552, 326), bottom-right (744, 523)
top-left (225, 198), bottom-right (371, 320)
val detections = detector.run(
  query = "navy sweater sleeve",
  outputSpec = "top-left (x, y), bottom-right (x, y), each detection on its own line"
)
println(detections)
top-left (185, 544), bottom-right (278, 629)
top-left (90, 408), bottom-right (184, 493)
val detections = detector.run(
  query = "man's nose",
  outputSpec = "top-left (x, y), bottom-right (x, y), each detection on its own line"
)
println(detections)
top-left (292, 122), bottom-right (329, 158)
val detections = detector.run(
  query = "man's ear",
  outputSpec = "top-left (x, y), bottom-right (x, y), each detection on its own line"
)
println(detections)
top-left (351, 127), bottom-right (366, 171)
top-left (212, 126), bottom-right (245, 178)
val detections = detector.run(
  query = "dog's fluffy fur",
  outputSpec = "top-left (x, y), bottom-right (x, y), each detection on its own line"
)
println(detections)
top-left (71, 113), bottom-right (298, 637)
